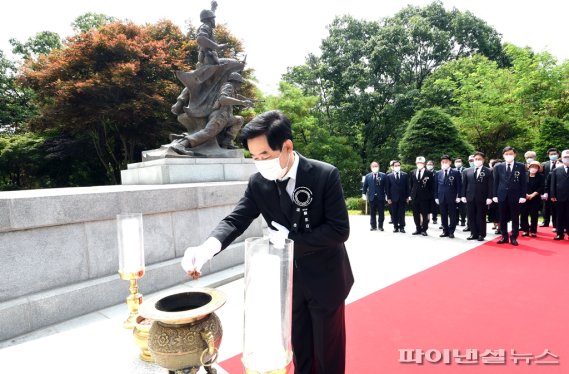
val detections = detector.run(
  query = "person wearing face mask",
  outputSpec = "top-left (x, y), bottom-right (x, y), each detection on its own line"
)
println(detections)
top-left (540, 148), bottom-right (560, 228)
top-left (385, 160), bottom-right (409, 233)
top-left (493, 146), bottom-right (527, 246)
top-left (550, 149), bottom-right (569, 240)
top-left (520, 161), bottom-right (545, 238)
top-left (468, 155), bottom-right (475, 168)
top-left (434, 155), bottom-right (462, 239)
top-left (461, 152), bottom-right (493, 241)
top-left (487, 159), bottom-right (502, 234)
top-left (524, 150), bottom-right (537, 168)
top-left (409, 156), bottom-right (434, 236)
top-left (362, 161), bottom-right (387, 231)
top-left (181, 110), bottom-right (354, 374)
top-left (453, 158), bottom-right (468, 227)
top-left (426, 160), bottom-right (439, 225)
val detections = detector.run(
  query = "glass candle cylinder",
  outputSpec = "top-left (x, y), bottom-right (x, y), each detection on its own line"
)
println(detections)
top-left (117, 213), bottom-right (145, 277)
top-left (242, 237), bottom-right (294, 373)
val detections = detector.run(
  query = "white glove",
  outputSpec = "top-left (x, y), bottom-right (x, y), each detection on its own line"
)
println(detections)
top-left (269, 221), bottom-right (290, 249)
top-left (492, 197), bottom-right (498, 203)
top-left (362, 194), bottom-right (367, 201)
top-left (519, 197), bottom-right (527, 204)
top-left (455, 198), bottom-right (461, 203)
top-left (181, 237), bottom-right (222, 278)
top-left (486, 198), bottom-right (492, 205)
top-left (461, 197), bottom-right (467, 203)
top-left (541, 193), bottom-right (548, 201)
top-left (435, 198), bottom-right (439, 205)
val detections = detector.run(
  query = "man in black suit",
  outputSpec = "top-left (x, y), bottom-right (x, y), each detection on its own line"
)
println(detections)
top-left (385, 160), bottom-right (409, 233)
top-left (550, 149), bottom-right (569, 240)
top-left (434, 155), bottom-right (462, 238)
top-left (541, 147), bottom-right (560, 228)
top-left (409, 156), bottom-right (434, 236)
top-left (462, 151), bottom-right (493, 241)
top-left (453, 158), bottom-right (468, 227)
top-left (181, 110), bottom-right (354, 374)
top-left (492, 146), bottom-right (528, 246)
top-left (362, 161), bottom-right (387, 231)
top-left (427, 160), bottom-right (439, 224)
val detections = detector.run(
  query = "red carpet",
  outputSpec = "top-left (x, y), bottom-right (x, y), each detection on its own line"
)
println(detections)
top-left (220, 233), bottom-right (569, 373)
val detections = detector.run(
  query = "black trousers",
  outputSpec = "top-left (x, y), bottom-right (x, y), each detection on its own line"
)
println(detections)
top-left (543, 199), bottom-right (557, 226)
top-left (292, 280), bottom-right (346, 374)
top-left (369, 196), bottom-right (385, 229)
top-left (391, 200), bottom-right (406, 229)
top-left (431, 199), bottom-right (439, 221)
top-left (467, 200), bottom-right (488, 238)
top-left (455, 201), bottom-right (467, 225)
top-left (521, 197), bottom-right (540, 233)
top-left (554, 200), bottom-right (569, 236)
top-left (499, 196), bottom-right (521, 239)
top-left (412, 199), bottom-right (430, 232)
top-left (439, 200), bottom-right (457, 234)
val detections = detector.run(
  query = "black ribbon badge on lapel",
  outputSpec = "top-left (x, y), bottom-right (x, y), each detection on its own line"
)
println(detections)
top-left (292, 186), bottom-right (313, 233)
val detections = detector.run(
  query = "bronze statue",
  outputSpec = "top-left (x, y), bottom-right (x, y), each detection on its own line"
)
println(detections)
top-left (149, 0), bottom-right (254, 159)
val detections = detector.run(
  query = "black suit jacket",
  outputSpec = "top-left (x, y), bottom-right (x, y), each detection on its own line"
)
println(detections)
top-left (362, 172), bottom-right (386, 201)
top-left (385, 171), bottom-right (409, 202)
top-left (542, 160), bottom-right (557, 194)
top-left (493, 162), bottom-right (527, 201)
top-left (462, 166), bottom-right (493, 202)
top-left (434, 168), bottom-right (462, 203)
top-left (550, 166), bottom-right (569, 202)
top-left (210, 154), bottom-right (354, 307)
top-left (409, 168), bottom-right (434, 201)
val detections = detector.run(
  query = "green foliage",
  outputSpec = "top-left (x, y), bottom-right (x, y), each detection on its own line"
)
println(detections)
top-left (345, 197), bottom-right (366, 214)
top-left (72, 12), bottom-right (116, 33)
top-left (0, 133), bottom-right (46, 189)
top-left (534, 117), bottom-right (569, 159)
top-left (9, 31), bottom-right (62, 60)
top-left (399, 108), bottom-right (474, 163)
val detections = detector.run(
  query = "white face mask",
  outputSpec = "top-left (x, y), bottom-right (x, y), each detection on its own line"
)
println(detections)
top-left (416, 163), bottom-right (425, 170)
top-left (455, 162), bottom-right (462, 168)
top-left (393, 166), bottom-right (401, 172)
top-left (563, 157), bottom-right (569, 165)
top-left (526, 158), bottom-right (534, 164)
top-left (371, 167), bottom-right (379, 173)
top-left (426, 165), bottom-right (434, 170)
top-left (503, 155), bottom-right (515, 163)
top-left (254, 149), bottom-right (290, 181)
top-left (473, 160), bottom-right (483, 168)
top-left (441, 163), bottom-right (450, 170)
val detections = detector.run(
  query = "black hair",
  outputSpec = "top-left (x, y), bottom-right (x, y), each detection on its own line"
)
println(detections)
top-left (239, 110), bottom-right (293, 151)
top-left (474, 151), bottom-right (486, 158)
top-left (547, 148), bottom-right (559, 155)
top-left (440, 154), bottom-right (452, 161)
top-left (392, 160), bottom-right (401, 166)
top-left (502, 146), bottom-right (516, 154)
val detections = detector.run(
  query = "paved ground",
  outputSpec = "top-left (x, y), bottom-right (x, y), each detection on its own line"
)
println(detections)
top-left (0, 215), bottom-right (495, 373)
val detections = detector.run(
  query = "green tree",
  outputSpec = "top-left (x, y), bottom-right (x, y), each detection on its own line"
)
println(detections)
top-left (72, 12), bottom-right (116, 33)
top-left (0, 133), bottom-right (46, 189)
top-left (398, 107), bottom-right (473, 164)
top-left (534, 117), bottom-right (569, 160)
top-left (9, 31), bottom-right (62, 60)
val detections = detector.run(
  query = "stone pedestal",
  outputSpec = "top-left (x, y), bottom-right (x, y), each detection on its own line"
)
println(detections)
top-left (121, 156), bottom-right (256, 185)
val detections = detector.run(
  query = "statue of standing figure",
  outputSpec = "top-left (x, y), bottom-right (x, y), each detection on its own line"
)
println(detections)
top-left (146, 1), bottom-right (255, 160)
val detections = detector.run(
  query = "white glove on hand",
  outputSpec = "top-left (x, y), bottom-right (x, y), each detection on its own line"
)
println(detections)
top-left (519, 197), bottom-right (527, 204)
top-left (455, 198), bottom-right (461, 203)
top-left (541, 193), bottom-right (548, 201)
top-left (492, 197), bottom-right (498, 203)
top-left (461, 197), bottom-right (467, 203)
top-left (362, 194), bottom-right (367, 201)
top-left (435, 198), bottom-right (439, 205)
top-left (181, 237), bottom-right (222, 278)
top-left (269, 221), bottom-right (290, 249)
top-left (486, 198), bottom-right (492, 205)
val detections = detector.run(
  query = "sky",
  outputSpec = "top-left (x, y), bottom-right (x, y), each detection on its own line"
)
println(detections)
top-left (1, 0), bottom-right (568, 94)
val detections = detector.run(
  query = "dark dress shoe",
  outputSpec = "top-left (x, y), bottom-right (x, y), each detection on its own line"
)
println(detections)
top-left (554, 235), bottom-right (564, 240)
top-left (497, 237), bottom-right (509, 244)
top-left (463, 227), bottom-right (470, 232)
top-left (412, 231), bottom-right (421, 235)
top-left (400, 229), bottom-right (406, 233)
top-left (421, 232), bottom-right (428, 236)
top-left (393, 228), bottom-right (399, 233)
top-left (440, 233), bottom-right (449, 237)
top-left (379, 227), bottom-right (384, 231)
top-left (439, 226), bottom-right (443, 229)
top-left (460, 222), bottom-right (466, 226)
top-left (370, 228), bottom-right (377, 231)
top-left (530, 233), bottom-right (537, 238)
top-left (448, 233), bottom-right (455, 238)
top-left (432, 220), bottom-right (438, 224)
top-left (511, 238), bottom-right (519, 246)
top-left (388, 221), bottom-right (393, 224)
top-left (466, 235), bottom-right (477, 240)
top-left (478, 236), bottom-right (485, 241)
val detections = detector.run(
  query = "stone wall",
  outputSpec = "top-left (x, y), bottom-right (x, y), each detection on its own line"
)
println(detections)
top-left (0, 182), bottom-right (262, 341)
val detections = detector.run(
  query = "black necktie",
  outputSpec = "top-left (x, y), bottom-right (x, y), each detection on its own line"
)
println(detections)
top-left (506, 164), bottom-right (512, 178)
top-left (475, 168), bottom-right (479, 179)
top-left (276, 179), bottom-right (292, 227)
top-left (396, 172), bottom-right (399, 180)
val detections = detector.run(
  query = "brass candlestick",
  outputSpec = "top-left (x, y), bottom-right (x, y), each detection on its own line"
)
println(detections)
top-left (119, 270), bottom-right (144, 329)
